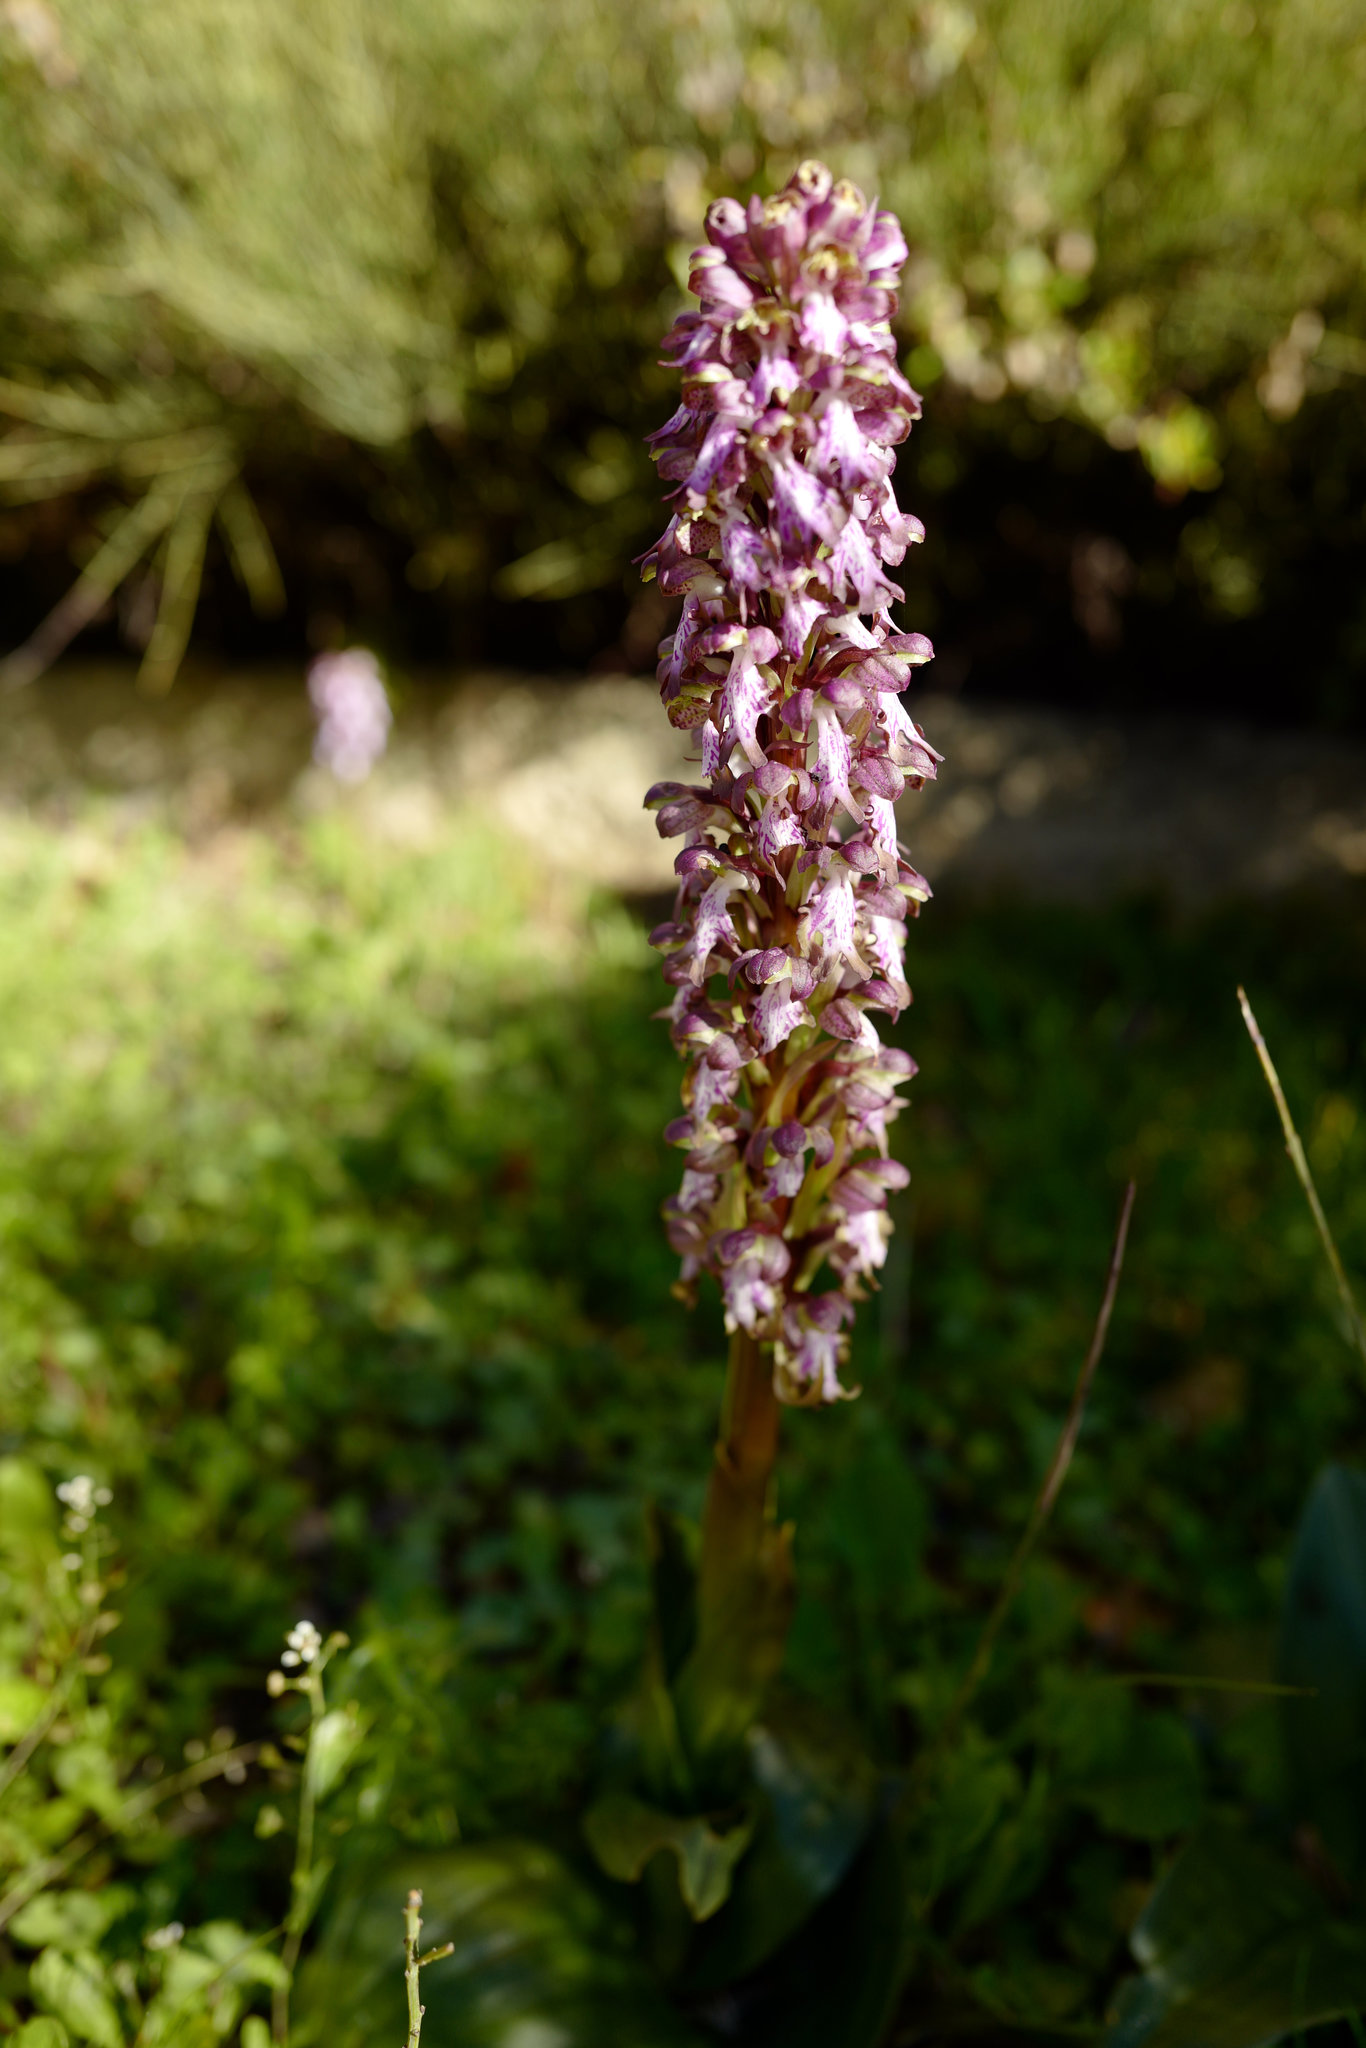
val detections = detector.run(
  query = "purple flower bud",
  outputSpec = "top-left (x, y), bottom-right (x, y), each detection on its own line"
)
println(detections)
top-left (706, 1034), bottom-right (746, 1072)
top-left (859, 884), bottom-right (908, 919)
top-left (744, 1126), bottom-right (771, 1170)
top-left (745, 947), bottom-right (791, 985)
top-left (810, 1127), bottom-right (837, 1168)
top-left (821, 675), bottom-right (867, 715)
top-left (863, 978), bottom-right (909, 1015)
top-left (784, 687), bottom-right (816, 735)
top-left (643, 162), bottom-right (940, 1395)
top-left (855, 755), bottom-right (906, 802)
top-left (753, 759), bottom-right (794, 796)
top-left (820, 999), bottom-right (868, 1043)
top-left (840, 839), bottom-right (881, 874)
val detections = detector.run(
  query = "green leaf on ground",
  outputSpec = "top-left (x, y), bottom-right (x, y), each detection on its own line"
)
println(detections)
top-left (1278, 1462), bottom-right (1366, 1878)
top-left (29, 1948), bottom-right (123, 2048)
top-left (688, 1817), bottom-right (908, 2048)
top-left (12, 2021), bottom-right (71, 2048)
top-left (0, 1675), bottom-right (49, 1741)
top-left (680, 1711), bottom-right (877, 1993)
top-left (1108, 1821), bottom-right (1366, 2048)
top-left (9, 1889), bottom-right (137, 1952)
top-left (1040, 1674), bottom-right (1202, 1840)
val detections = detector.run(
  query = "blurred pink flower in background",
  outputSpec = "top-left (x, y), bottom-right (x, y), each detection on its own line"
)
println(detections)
top-left (307, 649), bottom-right (391, 783)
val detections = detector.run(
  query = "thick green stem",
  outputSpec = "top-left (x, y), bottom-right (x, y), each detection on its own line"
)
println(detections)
top-left (675, 1330), bottom-right (793, 1783)
top-left (696, 1329), bottom-right (781, 1621)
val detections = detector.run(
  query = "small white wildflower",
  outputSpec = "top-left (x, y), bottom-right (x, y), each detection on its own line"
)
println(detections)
top-left (57, 1476), bottom-right (98, 1518)
top-left (61, 1553), bottom-right (82, 1571)
top-left (266, 1670), bottom-right (287, 1698)
top-left (283, 1620), bottom-right (322, 1666)
top-left (145, 1922), bottom-right (184, 1951)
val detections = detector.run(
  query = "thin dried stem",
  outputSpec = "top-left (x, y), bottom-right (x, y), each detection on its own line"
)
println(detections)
top-left (1237, 986), bottom-right (1366, 1374)
top-left (941, 1181), bottom-right (1136, 1742)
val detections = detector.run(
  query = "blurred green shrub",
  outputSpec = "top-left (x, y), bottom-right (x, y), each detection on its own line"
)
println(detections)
top-left (0, 0), bottom-right (1362, 683)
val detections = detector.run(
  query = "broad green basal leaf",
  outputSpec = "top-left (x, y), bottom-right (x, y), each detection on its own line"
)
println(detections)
top-left (1278, 1463), bottom-right (1366, 1879)
top-left (686, 1817), bottom-right (908, 2048)
top-left (679, 1712), bottom-right (877, 1994)
top-left (1108, 1821), bottom-right (1366, 2048)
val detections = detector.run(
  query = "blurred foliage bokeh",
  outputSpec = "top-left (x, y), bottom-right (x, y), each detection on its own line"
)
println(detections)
top-left (0, 0), bottom-right (1363, 713)
top-left (1, 784), bottom-right (1364, 2030)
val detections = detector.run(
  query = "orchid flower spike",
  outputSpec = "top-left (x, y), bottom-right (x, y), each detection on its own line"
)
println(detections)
top-left (642, 161), bottom-right (939, 1406)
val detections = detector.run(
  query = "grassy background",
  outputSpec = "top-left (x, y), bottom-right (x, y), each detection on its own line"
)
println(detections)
top-left (1, 785), bottom-right (1363, 2017)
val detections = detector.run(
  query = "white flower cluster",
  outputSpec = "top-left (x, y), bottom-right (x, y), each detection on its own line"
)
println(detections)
top-left (56, 1474), bottom-right (112, 1534)
top-left (280, 1619), bottom-right (322, 1669)
top-left (145, 1922), bottom-right (185, 1952)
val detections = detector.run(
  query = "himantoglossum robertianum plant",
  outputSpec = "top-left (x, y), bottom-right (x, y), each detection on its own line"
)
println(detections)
top-left (642, 158), bottom-right (939, 1413)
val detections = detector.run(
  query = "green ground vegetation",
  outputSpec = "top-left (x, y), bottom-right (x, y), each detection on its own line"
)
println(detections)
top-left (1, 788), bottom-right (1364, 2035)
